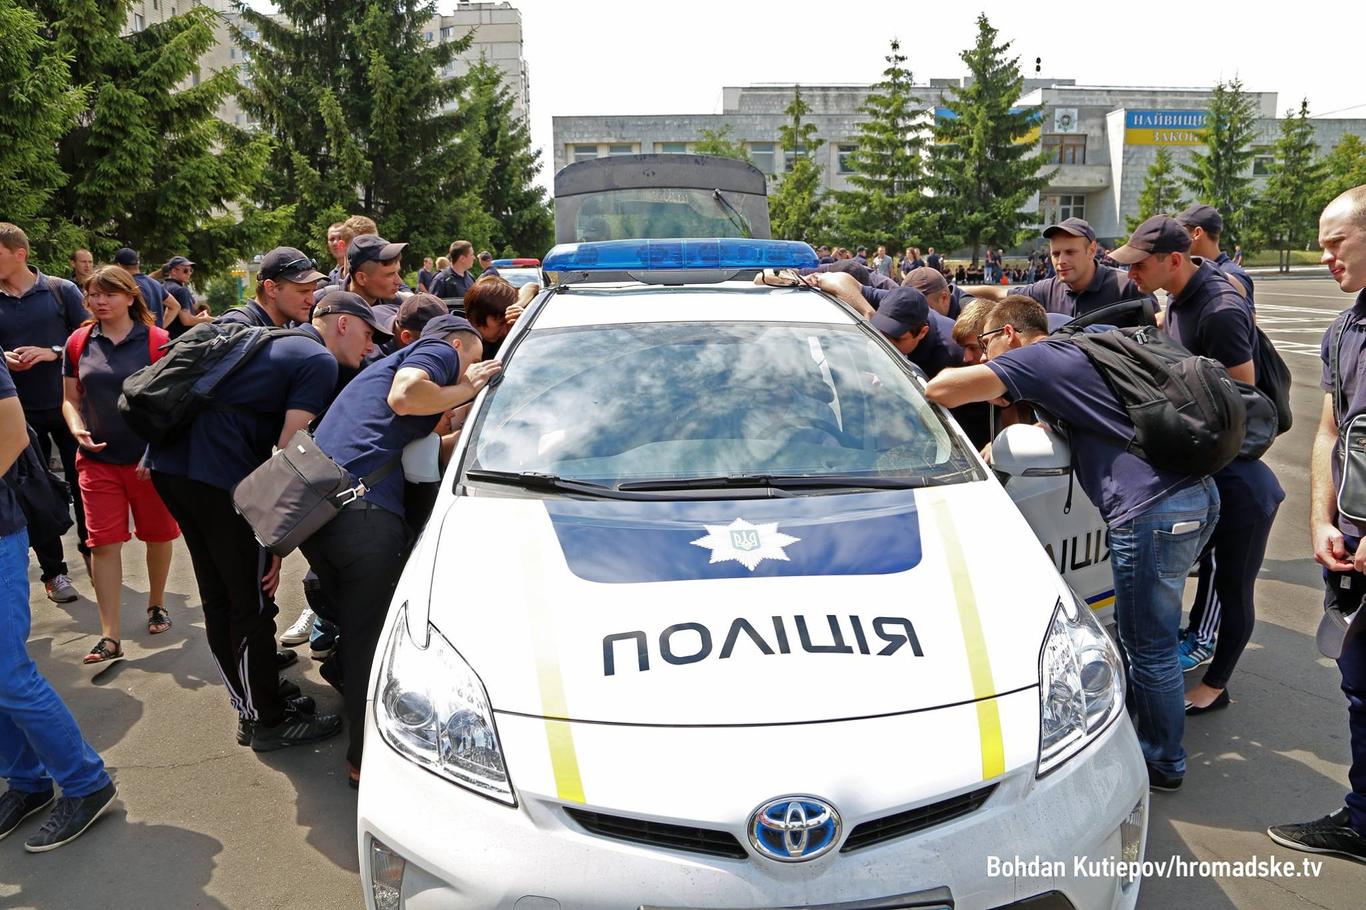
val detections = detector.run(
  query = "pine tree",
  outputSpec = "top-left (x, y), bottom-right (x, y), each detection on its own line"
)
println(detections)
top-left (236, 0), bottom-right (479, 263)
top-left (768, 87), bottom-right (830, 242)
top-left (24, 2), bottom-right (276, 277)
top-left (928, 14), bottom-right (1052, 264)
top-left (834, 39), bottom-right (930, 252)
top-left (1255, 100), bottom-right (1324, 272)
top-left (460, 58), bottom-right (554, 258)
top-left (0, 0), bottom-right (85, 255)
top-left (1183, 78), bottom-right (1258, 248)
top-left (1127, 148), bottom-right (1186, 232)
top-left (693, 125), bottom-right (751, 162)
top-left (1312, 133), bottom-right (1366, 217)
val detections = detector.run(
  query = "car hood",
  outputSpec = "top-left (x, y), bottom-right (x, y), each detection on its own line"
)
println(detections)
top-left (420, 482), bottom-right (1066, 726)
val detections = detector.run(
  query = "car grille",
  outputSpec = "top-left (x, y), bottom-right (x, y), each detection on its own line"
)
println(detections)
top-left (840, 784), bottom-right (998, 853)
top-left (564, 808), bottom-right (748, 860)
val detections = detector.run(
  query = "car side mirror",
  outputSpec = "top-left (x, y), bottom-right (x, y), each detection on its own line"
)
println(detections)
top-left (990, 424), bottom-right (1071, 479)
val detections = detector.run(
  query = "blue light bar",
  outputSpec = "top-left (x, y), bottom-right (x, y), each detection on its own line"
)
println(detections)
top-left (542, 238), bottom-right (818, 274)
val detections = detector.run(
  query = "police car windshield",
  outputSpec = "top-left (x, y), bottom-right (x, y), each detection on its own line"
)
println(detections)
top-left (466, 322), bottom-right (980, 491)
top-left (572, 188), bottom-right (757, 241)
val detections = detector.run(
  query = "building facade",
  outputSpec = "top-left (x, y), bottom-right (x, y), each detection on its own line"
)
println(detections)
top-left (553, 81), bottom-right (1366, 243)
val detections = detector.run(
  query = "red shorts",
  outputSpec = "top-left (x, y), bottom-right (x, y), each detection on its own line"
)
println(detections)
top-left (76, 453), bottom-right (181, 549)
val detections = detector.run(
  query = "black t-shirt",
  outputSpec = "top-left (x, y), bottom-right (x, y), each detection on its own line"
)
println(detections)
top-left (163, 279), bottom-right (196, 339)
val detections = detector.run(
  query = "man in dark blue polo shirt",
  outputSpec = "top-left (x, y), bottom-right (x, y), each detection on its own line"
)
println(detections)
top-left (925, 295), bottom-right (1219, 791)
top-left (1116, 214), bottom-right (1284, 716)
top-left (806, 272), bottom-right (964, 379)
top-left (1176, 204), bottom-right (1254, 304)
top-left (161, 256), bottom-right (211, 339)
top-left (0, 356), bottom-right (118, 851)
top-left (219, 247), bottom-right (324, 328)
top-left (147, 314), bottom-right (342, 752)
top-left (113, 248), bottom-right (176, 330)
top-left (429, 241), bottom-right (476, 303)
top-left (477, 251), bottom-right (499, 279)
top-left (960, 218), bottom-right (1151, 320)
top-left (304, 315), bottom-right (500, 778)
top-left (0, 223), bottom-right (90, 601)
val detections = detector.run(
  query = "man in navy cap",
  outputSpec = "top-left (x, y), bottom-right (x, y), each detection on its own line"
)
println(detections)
top-left (309, 291), bottom-right (388, 374)
top-left (1116, 215), bottom-right (1284, 715)
top-left (113, 248), bottom-right (177, 330)
top-left (925, 295), bottom-right (1220, 791)
top-left (1176, 204), bottom-right (1254, 304)
top-left (161, 256), bottom-right (211, 339)
top-left (961, 218), bottom-right (1151, 320)
top-left (303, 313), bottom-right (500, 783)
top-left (903, 266), bottom-right (960, 319)
top-left (806, 272), bottom-right (964, 380)
top-left (219, 247), bottom-right (324, 327)
top-left (344, 235), bottom-right (406, 310)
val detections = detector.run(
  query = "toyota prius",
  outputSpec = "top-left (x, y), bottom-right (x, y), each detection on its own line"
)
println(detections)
top-left (356, 239), bottom-right (1148, 910)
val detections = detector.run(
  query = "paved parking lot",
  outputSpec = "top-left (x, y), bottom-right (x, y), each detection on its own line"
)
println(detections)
top-left (1, 275), bottom-right (1364, 909)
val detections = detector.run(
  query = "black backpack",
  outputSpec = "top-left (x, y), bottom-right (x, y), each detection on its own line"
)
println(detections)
top-left (1059, 325), bottom-right (1246, 477)
top-left (118, 322), bottom-right (317, 445)
top-left (3, 426), bottom-right (73, 545)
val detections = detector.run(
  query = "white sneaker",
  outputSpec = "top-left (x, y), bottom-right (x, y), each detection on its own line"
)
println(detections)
top-left (280, 608), bottom-right (315, 646)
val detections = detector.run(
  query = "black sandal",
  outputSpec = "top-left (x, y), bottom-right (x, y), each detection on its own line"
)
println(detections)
top-left (84, 637), bottom-right (123, 665)
top-left (147, 606), bottom-right (172, 635)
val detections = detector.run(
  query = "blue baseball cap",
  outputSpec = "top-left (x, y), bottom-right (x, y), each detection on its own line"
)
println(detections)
top-left (420, 313), bottom-right (478, 340)
top-left (870, 287), bottom-right (930, 339)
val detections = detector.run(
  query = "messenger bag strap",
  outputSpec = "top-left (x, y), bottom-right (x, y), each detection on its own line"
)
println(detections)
top-left (333, 450), bottom-right (406, 506)
top-left (1332, 311), bottom-right (1352, 428)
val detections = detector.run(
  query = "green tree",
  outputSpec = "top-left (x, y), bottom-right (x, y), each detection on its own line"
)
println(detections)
top-left (0, 0), bottom-right (85, 254)
top-left (928, 14), bottom-right (1052, 264)
top-left (460, 58), bottom-right (554, 258)
top-left (23, 2), bottom-right (277, 278)
top-left (834, 39), bottom-right (931, 251)
top-left (1312, 133), bottom-right (1366, 217)
top-left (236, 0), bottom-right (482, 263)
top-left (1255, 100), bottom-right (1324, 272)
top-left (693, 125), bottom-right (751, 162)
top-left (1183, 78), bottom-right (1258, 248)
top-left (1127, 148), bottom-right (1187, 232)
top-left (768, 87), bottom-right (830, 242)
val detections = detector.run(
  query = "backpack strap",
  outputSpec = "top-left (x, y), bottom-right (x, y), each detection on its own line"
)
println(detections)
top-left (1331, 310), bottom-right (1354, 428)
top-left (148, 325), bottom-right (170, 363)
top-left (66, 325), bottom-right (95, 389)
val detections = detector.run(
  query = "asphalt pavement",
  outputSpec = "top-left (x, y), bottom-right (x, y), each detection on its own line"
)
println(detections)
top-left (1, 275), bottom-right (1364, 909)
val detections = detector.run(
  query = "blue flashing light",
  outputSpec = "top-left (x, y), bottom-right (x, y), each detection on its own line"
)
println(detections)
top-left (542, 238), bottom-right (818, 274)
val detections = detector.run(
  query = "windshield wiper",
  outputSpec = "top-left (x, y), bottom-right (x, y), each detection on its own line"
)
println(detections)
top-left (712, 189), bottom-right (753, 239)
top-left (463, 469), bottom-right (626, 499)
top-left (617, 472), bottom-right (969, 493)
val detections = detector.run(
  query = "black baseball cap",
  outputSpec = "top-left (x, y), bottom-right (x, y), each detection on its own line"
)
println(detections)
top-left (113, 247), bottom-right (139, 266)
top-left (1042, 217), bottom-right (1097, 243)
top-left (164, 255), bottom-right (195, 270)
top-left (477, 250), bottom-right (494, 262)
top-left (313, 291), bottom-right (390, 338)
top-left (870, 287), bottom-right (930, 339)
top-left (259, 247), bottom-right (325, 283)
top-left (347, 234), bottom-right (407, 273)
top-left (421, 313), bottom-right (478, 340)
top-left (1110, 215), bottom-right (1193, 264)
top-left (1175, 204), bottom-right (1223, 236)
top-left (394, 294), bottom-right (449, 335)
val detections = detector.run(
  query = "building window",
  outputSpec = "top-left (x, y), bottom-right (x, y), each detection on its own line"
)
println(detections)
top-left (152, 0), bottom-right (159, 9)
top-left (245, 29), bottom-right (257, 41)
top-left (425, 31), bottom-right (434, 42)
top-left (748, 142), bottom-right (776, 175)
top-left (1041, 134), bottom-right (1087, 165)
top-left (440, 26), bottom-right (454, 40)
top-left (1253, 148), bottom-right (1275, 176)
top-left (240, 49), bottom-right (250, 63)
top-left (658, 142), bottom-right (688, 154)
top-left (572, 144), bottom-right (598, 163)
top-left (133, 13), bottom-right (145, 31)
top-left (608, 144), bottom-right (635, 156)
top-left (837, 144), bottom-right (857, 174)
top-left (229, 47), bottom-right (235, 59)
top-left (1040, 193), bottom-right (1086, 224)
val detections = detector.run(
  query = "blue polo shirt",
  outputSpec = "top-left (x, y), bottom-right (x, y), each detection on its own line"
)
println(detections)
top-left (0, 360), bottom-right (25, 536)
top-left (0, 268), bottom-right (88, 412)
top-left (861, 286), bottom-right (965, 379)
top-left (429, 267), bottom-right (475, 300)
top-left (1017, 263), bottom-right (1151, 319)
top-left (163, 278), bottom-right (195, 339)
top-left (63, 322), bottom-right (164, 466)
top-left (216, 300), bottom-right (280, 327)
top-left (146, 333), bottom-right (337, 491)
top-left (1322, 290), bottom-right (1366, 538)
top-left (1214, 251), bottom-right (1254, 308)
top-left (987, 338), bottom-right (1196, 525)
top-left (132, 273), bottom-right (166, 327)
top-left (313, 337), bottom-right (461, 518)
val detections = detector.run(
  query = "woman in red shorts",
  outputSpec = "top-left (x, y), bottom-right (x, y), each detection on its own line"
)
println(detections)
top-left (61, 266), bottom-right (179, 664)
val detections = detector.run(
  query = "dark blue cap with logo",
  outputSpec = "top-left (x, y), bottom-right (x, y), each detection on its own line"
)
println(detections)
top-left (870, 287), bottom-right (930, 339)
top-left (1042, 217), bottom-right (1097, 243)
top-left (259, 246), bottom-right (325, 283)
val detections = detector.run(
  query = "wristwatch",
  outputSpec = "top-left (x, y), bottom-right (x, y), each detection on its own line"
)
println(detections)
top-left (49, 345), bottom-right (62, 355)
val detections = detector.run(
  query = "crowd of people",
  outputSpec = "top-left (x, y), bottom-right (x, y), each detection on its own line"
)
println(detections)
top-left (0, 185), bottom-right (1362, 867)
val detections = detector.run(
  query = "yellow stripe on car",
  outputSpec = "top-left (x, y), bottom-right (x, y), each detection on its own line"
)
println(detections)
top-left (526, 538), bottom-right (586, 803)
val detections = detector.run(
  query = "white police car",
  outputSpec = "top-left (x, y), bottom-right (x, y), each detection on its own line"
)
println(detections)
top-left (357, 240), bottom-right (1146, 910)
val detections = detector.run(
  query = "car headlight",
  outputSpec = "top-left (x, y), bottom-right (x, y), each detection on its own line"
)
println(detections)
top-left (375, 604), bottom-right (515, 805)
top-left (1037, 593), bottom-right (1124, 777)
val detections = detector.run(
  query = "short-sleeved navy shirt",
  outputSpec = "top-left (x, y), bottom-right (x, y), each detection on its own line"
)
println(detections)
top-left (215, 300), bottom-right (280, 328)
top-left (132, 273), bottom-right (166, 327)
top-left (146, 333), bottom-right (337, 490)
top-left (1322, 290), bottom-right (1366, 538)
top-left (1163, 259), bottom-right (1255, 369)
top-left (313, 336), bottom-right (460, 518)
top-left (63, 322), bottom-right (164, 465)
top-left (1018, 263), bottom-right (1150, 318)
top-left (987, 338), bottom-right (1196, 525)
top-left (861, 286), bottom-right (965, 379)
top-left (1213, 251), bottom-right (1254, 309)
top-left (430, 268), bottom-right (475, 300)
top-left (163, 278), bottom-right (196, 339)
top-left (417, 268), bottom-right (434, 292)
top-left (0, 359), bottom-right (26, 536)
top-left (0, 269), bottom-right (88, 412)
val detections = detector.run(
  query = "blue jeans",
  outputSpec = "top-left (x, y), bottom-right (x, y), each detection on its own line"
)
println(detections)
top-left (0, 528), bottom-right (110, 796)
top-left (1108, 478), bottom-right (1220, 776)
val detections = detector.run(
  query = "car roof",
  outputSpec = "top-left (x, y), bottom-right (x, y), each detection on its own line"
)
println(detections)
top-left (532, 282), bottom-right (858, 330)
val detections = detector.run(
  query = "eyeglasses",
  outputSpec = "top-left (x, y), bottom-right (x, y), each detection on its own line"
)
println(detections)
top-left (978, 325), bottom-right (1009, 343)
top-left (261, 256), bottom-right (315, 280)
